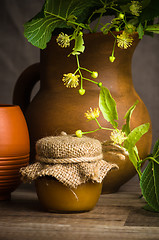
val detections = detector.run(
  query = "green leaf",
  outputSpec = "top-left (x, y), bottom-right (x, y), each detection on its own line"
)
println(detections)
top-left (24, 0), bottom-right (68, 49)
top-left (145, 24), bottom-right (159, 34)
top-left (149, 156), bottom-right (159, 165)
top-left (140, 161), bottom-right (159, 212)
top-left (100, 23), bottom-right (111, 34)
top-left (127, 147), bottom-right (138, 170)
top-left (99, 87), bottom-right (118, 128)
top-left (140, 0), bottom-right (159, 22)
top-left (137, 23), bottom-right (144, 39)
top-left (24, 0), bottom-right (103, 49)
top-left (122, 100), bottom-right (139, 136)
top-left (143, 204), bottom-right (159, 212)
top-left (120, 3), bottom-right (131, 14)
top-left (124, 123), bottom-right (150, 149)
top-left (142, 0), bottom-right (151, 9)
top-left (123, 123), bottom-right (149, 172)
top-left (152, 139), bottom-right (159, 156)
top-left (150, 139), bottom-right (159, 165)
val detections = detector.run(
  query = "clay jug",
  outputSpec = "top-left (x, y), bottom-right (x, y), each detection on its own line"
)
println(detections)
top-left (0, 105), bottom-right (30, 200)
top-left (13, 32), bottom-right (152, 193)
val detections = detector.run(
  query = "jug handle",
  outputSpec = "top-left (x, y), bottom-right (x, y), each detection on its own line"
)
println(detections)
top-left (13, 63), bottom-right (40, 113)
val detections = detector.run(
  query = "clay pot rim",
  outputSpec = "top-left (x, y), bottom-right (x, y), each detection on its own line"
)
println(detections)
top-left (52, 30), bottom-right (139, 39)
top-left (83, 30), bottom-right (138, 37)
top-left (0, 104), bottom-right (19, 108)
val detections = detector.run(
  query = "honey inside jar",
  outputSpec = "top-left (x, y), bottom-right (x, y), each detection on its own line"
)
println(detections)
top-left (35, 177), bottom-right (102, 213)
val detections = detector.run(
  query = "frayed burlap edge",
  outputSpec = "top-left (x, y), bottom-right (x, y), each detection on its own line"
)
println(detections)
top-left (20, 161), bottom-right (118, 188)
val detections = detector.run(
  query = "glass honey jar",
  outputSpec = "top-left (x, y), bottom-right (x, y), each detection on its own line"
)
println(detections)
top-left (20, 135), bottom-right (117, 212)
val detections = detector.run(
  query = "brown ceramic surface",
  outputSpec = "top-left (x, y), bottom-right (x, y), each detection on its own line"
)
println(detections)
top-left (13, 32), bottom-right (152, 193)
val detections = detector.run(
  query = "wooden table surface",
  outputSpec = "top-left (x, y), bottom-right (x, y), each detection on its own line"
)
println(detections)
top-left (0, 177), bottom-right (159, 240)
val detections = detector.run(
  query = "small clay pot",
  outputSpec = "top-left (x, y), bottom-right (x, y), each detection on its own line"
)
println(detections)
top-left (35, 177), bottom-right (102, 213)
top-left (0, 105), bottom-right (30, 200)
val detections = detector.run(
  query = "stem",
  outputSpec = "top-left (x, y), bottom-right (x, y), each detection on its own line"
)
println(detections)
top-left (110, 30), bottom-right (117, 39)
top-left (94, 118), bottom-right (102, 128)
top-left (135, 151), bottom-right (142, 180)
top-left (138, 158), bottom-right (147, 165)
top-left (118, 22), bottom-right (124, 30)
top-left (100, 0), bottom-right (105, 5)
top-left (76, 55), bottom-right (84, 89)
top-left (80, 76), bottom-right (83, 89)
top-left (137, 168), bottom-right (142, 180)
top-left (123, 18), bottom-right (128, 28)
top-left (74, 68), bottom-right (79, 75)
top-left (94, 118), bottom-right (114, 131)
top-left (82, 128), bottom-right (112, 135)
top-left (144, 20), bottom-right (147, 29)
top-left (154, 148), bottom-right (159, 158)
top-left (110, 7), bottom-right (121, 13)
top-left (86, 24), bottom-right (93, 33)
top-left (80, 67), bottom-right (92, 73)
top-left (44, 10), bottom-right (88, 30)
top-left (88, 11), bottom-right (96, 25)
top-left (144, 156), bottom-right (159, 165)
top-left (101, 127), bottom-right (114, 131)
top-left (83, 77), bottom-right (98, 85)
top-left (82, 121), bottom-right (114, 135)
top-left (76, 55), bottom-right (80, 68)
top-left (111, 38), bottom-right (117, 57)
top-left (93, 12), bottom-right (104, 33)
top-left (82, 128), bottom-right (102, 135)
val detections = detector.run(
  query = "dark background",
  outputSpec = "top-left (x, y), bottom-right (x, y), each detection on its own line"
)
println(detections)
top-left (0, 0), bottom-right (159, 147)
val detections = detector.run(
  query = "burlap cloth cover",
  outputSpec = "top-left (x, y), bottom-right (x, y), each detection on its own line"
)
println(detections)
top-left (20, 135), bottom-right (118, 188)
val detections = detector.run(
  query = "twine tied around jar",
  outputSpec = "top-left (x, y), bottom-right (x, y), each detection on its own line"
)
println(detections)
top-left (20, 135), bottom-right (118, 188)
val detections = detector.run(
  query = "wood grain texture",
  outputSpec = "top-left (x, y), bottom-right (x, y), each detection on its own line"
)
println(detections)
top-left (0, 177), bottom-right (159, 240)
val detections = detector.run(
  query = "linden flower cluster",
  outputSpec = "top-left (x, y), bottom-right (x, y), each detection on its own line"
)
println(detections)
top-left (56, 33), bottom-right (71, 48)
top-left (117, 31), bottom-right (133, 49)
top-left (110, 129), bottom-right (127, 145)
top-left (62, 73), bottom-right (80, 88)
top-left (85, 108), bottom-right (100, 121)
top-left (130, 0), bottom-right (142, 17)
top-left (56, 32), bottom-right (102, 95)
top-left (76, 107), bottom-right (127, 146)
top-left (109, 30), bottom-right (134, 62)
